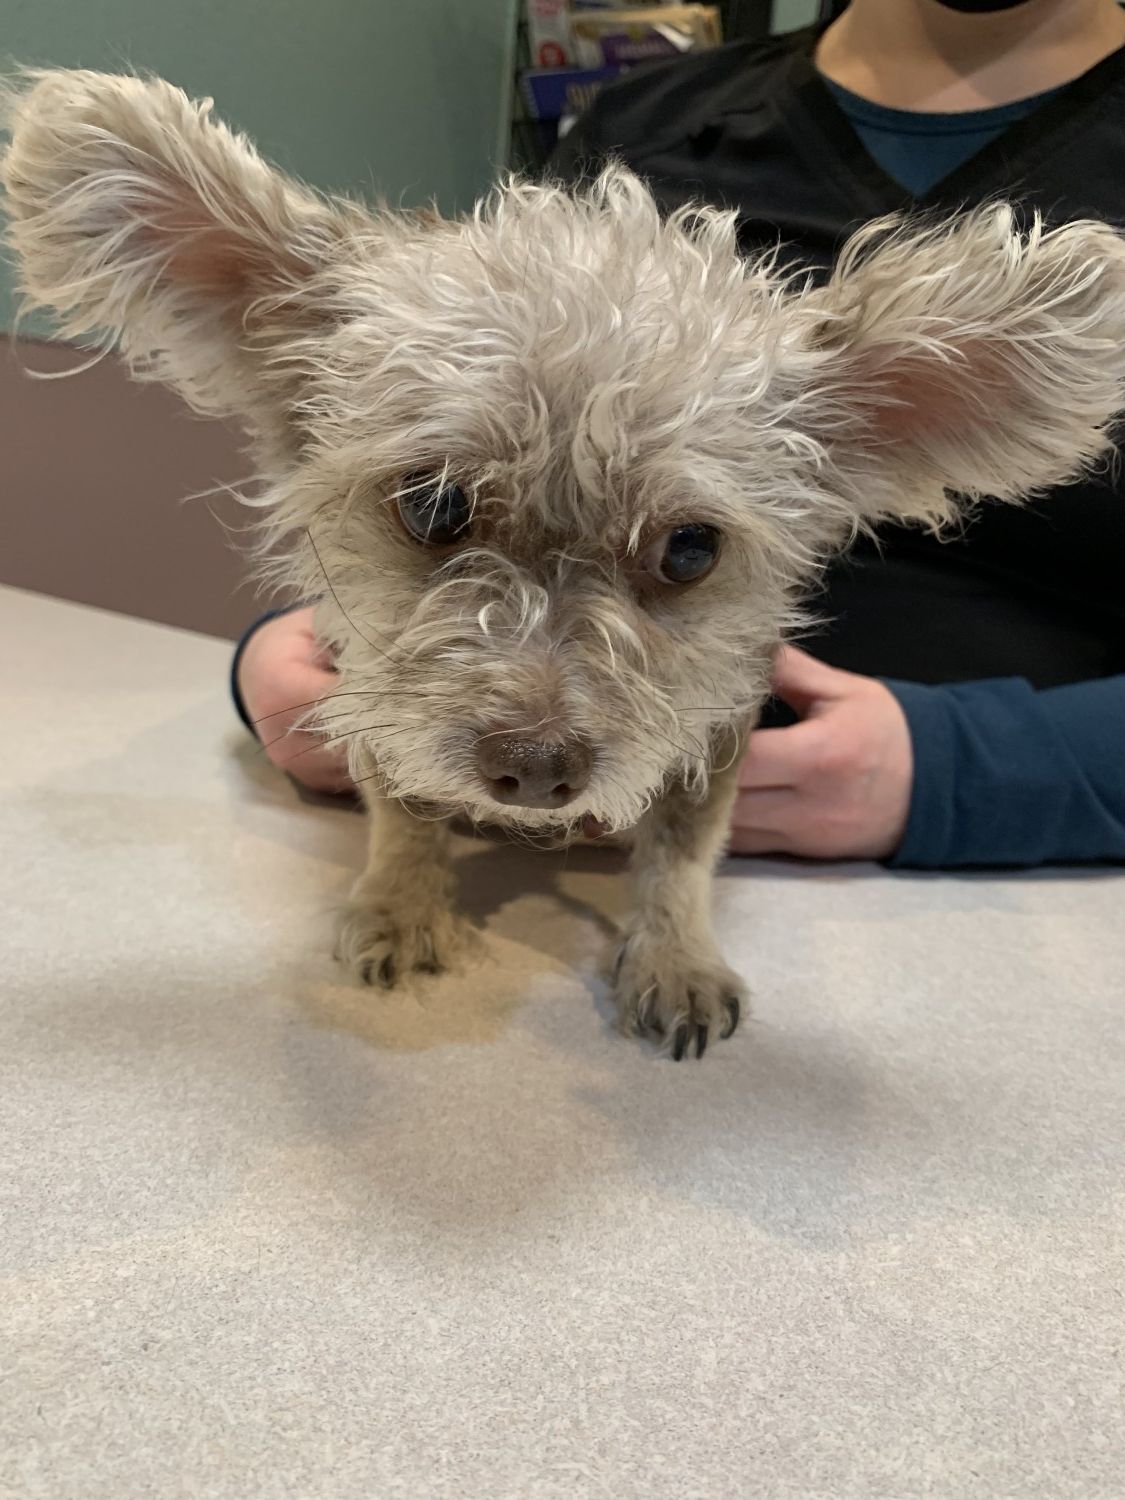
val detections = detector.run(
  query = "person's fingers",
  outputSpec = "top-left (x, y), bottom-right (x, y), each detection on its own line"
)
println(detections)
top-left (257, 686), bottom-right (351, 791)
top-left (255, 697), bottom-right (344, 762)
top-left (268, 731), bottom-right (352, 792)
top-left (270, 652), bottom-right (340, 713)
top-left (770, 645), bottom-right (846, 716)
top-left (309, 641), bottom-right (338, 674)
top-left (728, 822), bottom-right (794, 856)
top-left (236, 610), bottom-right (353, 792)
top-left (733, 788), bottom-right (799, 826)
top-left (241, 624), bottom-right (338, 731)
top-left (737, 723), bottom-right (821, 788)
top-left (285, 608), bottom-right (338, 675)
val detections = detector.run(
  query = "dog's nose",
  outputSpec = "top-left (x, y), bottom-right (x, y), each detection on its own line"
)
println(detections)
top-left (476, 733), bottom-right (593, 810)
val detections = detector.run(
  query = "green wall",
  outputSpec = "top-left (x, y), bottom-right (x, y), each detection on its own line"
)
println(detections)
top-left (1, 0), bottom-right (518, 330)
top-left (772, 0), bottom-right (822, 31)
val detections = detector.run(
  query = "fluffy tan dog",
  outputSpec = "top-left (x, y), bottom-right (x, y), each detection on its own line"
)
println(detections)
top-left (5, 70), bottom-right (1124, 1057)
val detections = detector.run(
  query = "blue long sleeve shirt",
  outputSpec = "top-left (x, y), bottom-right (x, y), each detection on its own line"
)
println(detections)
top-left (888, 676), bottom-right (1125, 867)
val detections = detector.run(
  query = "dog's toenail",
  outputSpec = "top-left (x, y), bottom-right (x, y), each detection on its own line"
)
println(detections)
top-left (722, 996), bottom-right (741, 1039)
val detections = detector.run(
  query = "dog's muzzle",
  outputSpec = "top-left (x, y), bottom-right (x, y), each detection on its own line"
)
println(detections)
top-left (475, 731), bottom-right (593, 811)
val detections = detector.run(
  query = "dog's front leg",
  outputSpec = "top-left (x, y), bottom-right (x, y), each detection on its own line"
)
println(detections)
top-left (337, 784), bottom-right (477, 988)
top-left (613, 732), bottom-right (748, 1060)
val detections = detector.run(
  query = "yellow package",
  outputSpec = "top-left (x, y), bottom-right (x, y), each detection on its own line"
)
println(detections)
top-left (571, 5), bottom-right (722, 69)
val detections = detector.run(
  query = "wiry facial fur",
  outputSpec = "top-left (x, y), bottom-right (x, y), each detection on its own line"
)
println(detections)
top-left (4, 70), bottom-right (1125, 1051)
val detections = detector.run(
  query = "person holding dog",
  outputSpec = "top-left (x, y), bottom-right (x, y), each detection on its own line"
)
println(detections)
top-left (234, 0), bottom-right (1125, 869)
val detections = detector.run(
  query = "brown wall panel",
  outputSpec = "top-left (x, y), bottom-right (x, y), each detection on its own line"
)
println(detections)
top-left (2, 336), bottom-right (268, 640)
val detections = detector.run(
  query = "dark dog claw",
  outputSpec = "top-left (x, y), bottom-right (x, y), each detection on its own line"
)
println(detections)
top-left (722, 996), bottom-right (741, 1039)
top-left (672, 1024), bottom-right (689, 1062)
top-left (361, 953), bottom-right (395, 987)
top-left (695, 1024), bottom-right (709, 1060)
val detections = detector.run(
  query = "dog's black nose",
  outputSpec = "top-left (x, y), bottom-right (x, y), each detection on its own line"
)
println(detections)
top-left (476, 733), bottom-right (593, 810)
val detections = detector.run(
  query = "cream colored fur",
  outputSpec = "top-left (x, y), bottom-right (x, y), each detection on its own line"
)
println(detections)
top-left (5, 69), bottom-right (1125, 1057)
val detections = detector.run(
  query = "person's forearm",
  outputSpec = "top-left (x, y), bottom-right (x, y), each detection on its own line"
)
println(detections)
top-left (887, 674), bottom-right (1125, 868)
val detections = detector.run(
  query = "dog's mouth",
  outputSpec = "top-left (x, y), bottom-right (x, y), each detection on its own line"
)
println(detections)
top-left (450, 809), bottom-right (617, 850)
top-left (472, 804), bottom-right (614, 843)
top-left (399, 793), bottom-right (616, 847)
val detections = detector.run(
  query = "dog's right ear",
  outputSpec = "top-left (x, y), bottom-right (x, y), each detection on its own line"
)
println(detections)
top-left (1, 69), bottom-right (364, 432)
top-left (785, 206), bottom-right (1125, 534)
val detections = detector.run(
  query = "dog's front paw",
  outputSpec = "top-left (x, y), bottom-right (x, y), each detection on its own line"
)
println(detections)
top-left (336, 895), bottom-right (479, 988)
top-left (612, 932), bottom-right (745, 1061)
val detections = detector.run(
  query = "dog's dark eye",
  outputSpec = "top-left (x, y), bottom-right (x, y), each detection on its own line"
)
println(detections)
top-left (397, 474), bottom-right (472, 546)
top-left (646, 523), bottom-right (722, 584)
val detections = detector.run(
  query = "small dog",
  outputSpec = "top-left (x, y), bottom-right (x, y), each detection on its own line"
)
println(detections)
top-left (5, 71), bottom-right (1125, 1058)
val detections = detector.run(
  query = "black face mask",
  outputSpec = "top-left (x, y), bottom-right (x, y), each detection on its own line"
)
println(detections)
top-left (929, 0), bottom-right (1036, 10)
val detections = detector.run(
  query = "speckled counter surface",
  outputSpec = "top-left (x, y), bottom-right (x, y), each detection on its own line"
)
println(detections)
top-left (2, 583), bottom-right (1123, 1500)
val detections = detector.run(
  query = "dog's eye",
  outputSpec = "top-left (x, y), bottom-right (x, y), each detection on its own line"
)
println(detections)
top-left (397, 474), bottom-right (473, 546)
top-left (646, 523), bottom-right (722, 584)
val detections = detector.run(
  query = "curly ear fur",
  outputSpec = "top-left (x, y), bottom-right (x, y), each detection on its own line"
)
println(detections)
top-left (1, 69), bottom-right (367, 459)
top-left (792, 205), bottom-right (1125, 530)
top-left (4, 71), bottom-right (1124, 527)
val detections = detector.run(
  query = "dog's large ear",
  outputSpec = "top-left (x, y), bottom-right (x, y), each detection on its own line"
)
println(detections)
top-left (789, 206), bottom-right (1125, 530)
top-left (1, 69), bottom-right (363, 434)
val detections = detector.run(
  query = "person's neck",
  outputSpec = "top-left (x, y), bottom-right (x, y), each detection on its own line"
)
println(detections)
top-left (815, 0), bottom-right (1125, 111)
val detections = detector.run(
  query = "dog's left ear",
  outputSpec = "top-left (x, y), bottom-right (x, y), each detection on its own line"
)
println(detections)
top-left (790, 206), bottom-right (1125, 530)
top-left (1, 69), bottom-right (365, 435)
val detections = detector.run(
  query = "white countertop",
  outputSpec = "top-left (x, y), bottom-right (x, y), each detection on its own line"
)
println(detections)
top-left (3, 582), bottom-right (1123, 1500)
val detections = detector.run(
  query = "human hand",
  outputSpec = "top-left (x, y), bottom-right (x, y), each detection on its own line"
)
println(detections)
top-left (235, 606), bottom-right (353, 793)
top-left (731, 647), bottom-right (913, 860)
